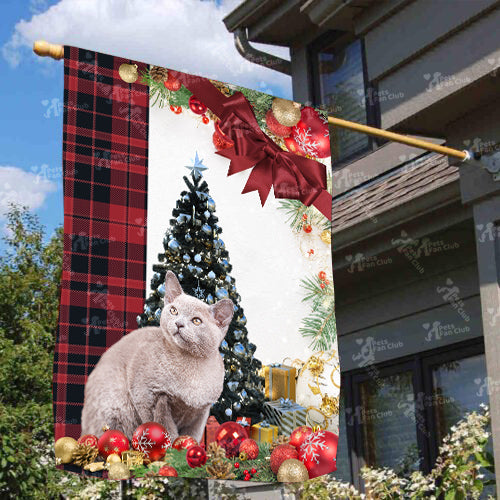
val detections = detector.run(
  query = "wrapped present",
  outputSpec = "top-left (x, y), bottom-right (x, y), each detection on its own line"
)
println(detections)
top-left (250, 420), bottom-right (278, 444)
top-left (264, 363), bottom-right (296, 400)
top-left (263, 398), bottom-right (307, 435)
top-left (202, 416), bottom-right (220, 448)
top-left (236, 417), bottom-right (251, 437)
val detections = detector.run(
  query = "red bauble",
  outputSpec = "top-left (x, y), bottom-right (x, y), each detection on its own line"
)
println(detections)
top-left (239, 438), bottom-right (259, 460)
top-left (215, 422), bottom-right (247, 458)
top-left (97, 429), bottom-right (129, 459)
top-left (158, 465), bottom-right (178, 477)
top-left (172, 435), bottom-right (198, 451)
top-left (170, 105), bottom-right (182, 114)
top-left (189, 95), bottom-right (208, 115)
top-left (186, 445), bottom-right (207, 468)
top-left (265, 110), bottom-right (292, 138)
top-left (283, 136), bottom-right (304, 156)
top-left (318, 271), bottom-right (327, 282)
top-left (299, 430), bottom-right (338, 478)
top-left (270, 444), bottom-right (299, 474)
top-left (78, 434), bottom-right (98, 448)
top-left (132, 422), bottom-right (172, 462)
top-left (289, 426), bottom-right (313, 451)
top-left (303, 224), bottom-right (312, 233)
top-left (291, 107), bottom-right (330, 158)
top-left (202, 115), bottom-right (210, 124)
top-left (212, 122), bottom-right (234, 151)
top-left (164, 74), bottom-right (181, 91)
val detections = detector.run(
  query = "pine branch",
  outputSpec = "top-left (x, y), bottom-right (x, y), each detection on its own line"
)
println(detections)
top-left (278, 199), bottom-right (330, 232)
top-left (299, 305), bottom-right (336, 351)
top-left (140, 69), bottom-right (192, 109)
top-left (301, 276), bottom-right (334, 311)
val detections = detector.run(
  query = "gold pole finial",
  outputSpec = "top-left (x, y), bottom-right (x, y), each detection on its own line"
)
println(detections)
top-left (33, 40), bottom-right (64, 60)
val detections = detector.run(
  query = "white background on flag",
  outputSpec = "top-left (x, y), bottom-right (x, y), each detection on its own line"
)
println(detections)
top-left (147, 105), bottom-right (330, 365)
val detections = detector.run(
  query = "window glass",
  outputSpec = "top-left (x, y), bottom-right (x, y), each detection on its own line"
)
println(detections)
top-left (359, 371), bottom-right (420, 474)
top-left (332, 394), bottom-right (351, 483)
top-left (431, 354), bottom-right (488, 442)
top-left (431, 354), bottom-right (493, 497)
top-left (317, 39), bottom-right (370, 161)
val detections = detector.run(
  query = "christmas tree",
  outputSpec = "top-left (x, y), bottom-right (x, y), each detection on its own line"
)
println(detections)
top-left (137, 154), bottom-right (265, 422)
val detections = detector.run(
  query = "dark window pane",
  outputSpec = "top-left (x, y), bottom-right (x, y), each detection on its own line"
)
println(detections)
top-left (359, 371), bottom-right (419, 474)
top-left (431, 354), bottom-right (488, 442)
top-left (431, 354), bottom-right (493, 497)
top-left (332, 394), bottom-right (351, 482)
top-left (317, 39), bottom-right (370, 161)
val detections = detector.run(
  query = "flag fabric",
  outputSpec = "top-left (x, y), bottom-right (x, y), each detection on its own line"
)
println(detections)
top-left (54, 46), bottom-right (339, 481)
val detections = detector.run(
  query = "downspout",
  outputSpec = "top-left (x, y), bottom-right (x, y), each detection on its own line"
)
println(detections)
top-left (234, 28), bottom-right (291, 75)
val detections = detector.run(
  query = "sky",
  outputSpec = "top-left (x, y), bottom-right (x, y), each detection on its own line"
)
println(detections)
top-left (0, 0), bottom-right (291, 246)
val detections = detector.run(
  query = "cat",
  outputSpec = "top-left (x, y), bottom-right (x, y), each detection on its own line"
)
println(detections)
top-left (81, 271), bottom-right (234, 442)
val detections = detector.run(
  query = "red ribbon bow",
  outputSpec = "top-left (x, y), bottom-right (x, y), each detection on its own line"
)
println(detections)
top-left (169, 72), bottom-right (332, 220)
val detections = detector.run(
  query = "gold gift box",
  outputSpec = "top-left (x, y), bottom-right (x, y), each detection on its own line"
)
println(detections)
top-left (250, 421), bottom-right (279, 444)
top-left (263, 364), bottom-right (296, 400)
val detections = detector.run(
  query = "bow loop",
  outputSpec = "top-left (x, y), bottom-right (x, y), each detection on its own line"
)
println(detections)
top-left (279, 397), bottom-right (293, 408)
top-left (167, 73), bottom-right (332, 220)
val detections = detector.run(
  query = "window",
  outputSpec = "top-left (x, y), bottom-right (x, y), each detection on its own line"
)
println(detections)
top-left (310, 34), bottom-right (379, 164)
top-left (334, 339), bottom-right (489, 491)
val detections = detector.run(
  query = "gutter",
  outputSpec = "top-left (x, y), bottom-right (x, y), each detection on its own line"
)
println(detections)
top-left (234, 28), bottom-right (291, 75)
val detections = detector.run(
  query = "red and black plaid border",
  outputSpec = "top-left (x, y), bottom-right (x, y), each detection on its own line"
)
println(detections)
top-left (54, 47), bottom-right (149, 440)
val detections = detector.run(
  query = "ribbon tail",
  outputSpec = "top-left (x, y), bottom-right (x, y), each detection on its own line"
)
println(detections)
top-left (242, 162), bottom-right (273, 206)
top-left (312, 189), bottom-right (333, 221)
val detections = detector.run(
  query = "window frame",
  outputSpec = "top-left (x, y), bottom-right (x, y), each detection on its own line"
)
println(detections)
top-left (338, 337), bottom-right (486, 490)
top-left (308, 31), bottom-right (383, 167)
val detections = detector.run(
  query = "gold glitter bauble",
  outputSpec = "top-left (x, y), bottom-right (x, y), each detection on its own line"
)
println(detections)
top-left (272, 98), bottom-right (301, 127)
top-left (108, 462), bottom-right (131, 480)
top-left (119, 63), bottom-right (138, 83)
top-left (321, 229), bottom-right (331, 245)
top-left (277, 459), bottom-right (309, 482)
top-left (106, 453), bottom-right (122, 465)
top-left (55, 437), bottom-right (78, 464)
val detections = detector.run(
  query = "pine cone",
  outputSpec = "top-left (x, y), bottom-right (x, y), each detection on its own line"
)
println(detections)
top-left (206, 459), bottom-right (236, 480)
top-left (207, 442), bottom-right (226, 461)
top-left (270, 435), bottom-right (290, 452)
top-left (150, 65), bottom-right (168, 83)
top-left (209, 79), bottom-right (232, 97)
top-left (72, 443), bottom-right (99, 467)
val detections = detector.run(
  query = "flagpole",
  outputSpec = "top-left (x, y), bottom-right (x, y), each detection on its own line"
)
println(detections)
top-left (327, 116), bottom-right (469, 161)
top-left (31, 39), bottom-right (472, 162)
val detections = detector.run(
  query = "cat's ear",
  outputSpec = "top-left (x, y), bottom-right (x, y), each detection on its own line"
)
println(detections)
top-left (164, 271), bottom-right (183, 303)
top-left (210, 299), bottom-right (234, 337)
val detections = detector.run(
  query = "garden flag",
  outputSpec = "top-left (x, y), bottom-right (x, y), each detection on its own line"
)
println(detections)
top-left (54, 46), bottom-right (340, 481)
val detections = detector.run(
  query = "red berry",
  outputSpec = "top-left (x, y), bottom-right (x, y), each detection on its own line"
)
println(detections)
top-left (318, 271), bottom-right (327, 281)
top-left (202, 115), bottom-right (209, 124)
top-left (251, 468), bottom-right (257, 474)
top-left (234, 462), bottom-right (239, 468)
top-left (302, 213), bottom-right (308, 220)
top-left (320, 283), bottom-right (326, 289)
top-left (243, 469), bottom-right (249, 474)
top-left (303, 224), bottom-right (312, 233)
top-left (244, 475), bottom-right (250, 481)
top-left (325, 279), bottom-right (330, 285)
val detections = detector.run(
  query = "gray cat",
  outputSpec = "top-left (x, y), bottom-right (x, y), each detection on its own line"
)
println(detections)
top-left (81, 271), bottom-right (234, 442)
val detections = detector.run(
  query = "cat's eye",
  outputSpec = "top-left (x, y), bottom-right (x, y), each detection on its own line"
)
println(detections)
top-left (170, 306), bottom-right (178, 315)
top-left (192, 317), bottom-right (202, 326)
